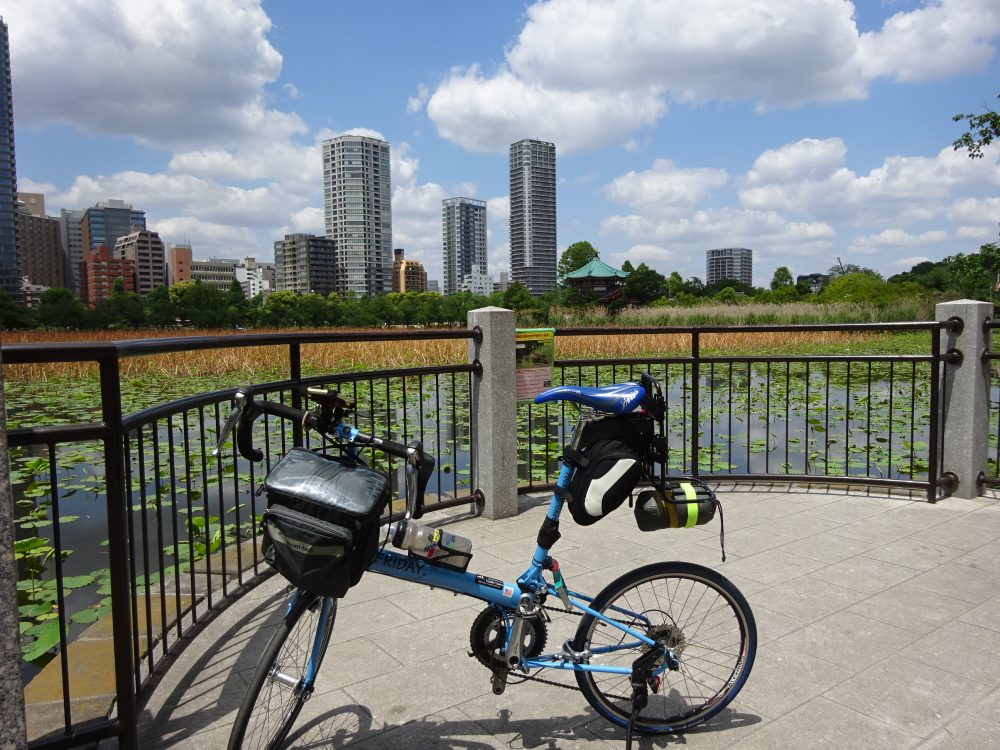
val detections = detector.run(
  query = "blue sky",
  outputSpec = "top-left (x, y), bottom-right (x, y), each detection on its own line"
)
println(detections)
top-left (6, 0), bottom-right (1000, 288)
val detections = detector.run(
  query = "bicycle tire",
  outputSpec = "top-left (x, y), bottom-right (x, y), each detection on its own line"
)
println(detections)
top-left (572, 561), bottom-right (756, 735)
top-left (227, 590), bottom-right (338, 750)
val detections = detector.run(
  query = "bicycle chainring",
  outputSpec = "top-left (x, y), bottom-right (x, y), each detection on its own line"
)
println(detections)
top-left (469, 606), bottom-right (547, 672)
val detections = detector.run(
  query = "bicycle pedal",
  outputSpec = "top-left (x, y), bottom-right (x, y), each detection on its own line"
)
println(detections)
top-left (491, 671), bottom-right (508, 695)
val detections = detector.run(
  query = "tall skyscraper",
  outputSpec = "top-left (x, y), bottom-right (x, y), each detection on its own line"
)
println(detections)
top-left (442, 197), bottom-right (487, 296)
top-left (59, 208), bottom-right (85, 294)
top-left (706, 247), bottom-right (753, 287)
top-left (0, 18), bottom-right (20, 296)
top-left (113, 227), bottom-right (165, 296)
top-left (17, 205), bottom-right (63, 289)
top-left (274, 233), bottom-right (339, 295)
top-left (509, 139), bottom-right (557, 296)
top-left (322, 134), bottom-right (392, 296)
top-left (81, 199), bottom-right (146, 254)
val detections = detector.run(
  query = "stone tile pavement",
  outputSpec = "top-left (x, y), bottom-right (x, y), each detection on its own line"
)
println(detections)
top-left (137, 487), bottom-right (1000, 749)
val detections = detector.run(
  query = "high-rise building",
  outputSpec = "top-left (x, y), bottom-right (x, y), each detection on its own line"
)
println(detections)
top-left (16, 206), bottom-right (63, 289)
top-left (706, 247), bottom-right (753, 287)
top-left (17, 191), bottom-right (43, 217)
top-left (114, 227), bottom-right (165, 296)
top-left (167, 243), bottom-right (192, 286)
top-left (0, 19), bottom-right (20, 296)
top-left (322, 134), bottom-right (392, 296)
top-left (509, 139), bottom-right (557, 296)
top-left (236, 256), bottom-right (273, 299)
top-left (59, 208), bottom-right (85, 294)
top-left (274, 233), bottom-right (338, 295)
top-left (81, 199), bottom-right (146, 254)
top-left (81, 246), bottom-right (135, 306)
top-left (391, 248), bottom-right (427, 293)
top-left (190, 257), bottom-right (239, 291)
top-left (442, 197), bottom-right (487, 296)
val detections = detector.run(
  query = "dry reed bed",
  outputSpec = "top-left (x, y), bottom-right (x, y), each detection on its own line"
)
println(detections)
top-left (1, 327), bottom-right (889, 382)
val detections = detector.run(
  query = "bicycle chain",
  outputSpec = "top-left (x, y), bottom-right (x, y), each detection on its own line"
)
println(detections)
top-left (502, 604), bottom-right (637, 697)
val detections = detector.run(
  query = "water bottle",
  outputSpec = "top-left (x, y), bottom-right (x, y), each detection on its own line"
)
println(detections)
top-left (391, 519), bottom-right (473, 571)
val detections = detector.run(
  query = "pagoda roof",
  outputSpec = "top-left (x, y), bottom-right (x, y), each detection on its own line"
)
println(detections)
top-left (563, 257), bottom-right (629, 279)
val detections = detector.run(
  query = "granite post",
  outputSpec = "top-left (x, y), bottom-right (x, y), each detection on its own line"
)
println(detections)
top-left (0, 349), bottom-right (28, 748)
top-left (937, 299), bottom-right (992, 499)
top-left (468, 307), bottom-right (518, 519)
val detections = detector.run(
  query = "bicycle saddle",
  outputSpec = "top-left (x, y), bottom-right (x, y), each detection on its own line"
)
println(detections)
top-left (533, 383), bottom-right (646, 415)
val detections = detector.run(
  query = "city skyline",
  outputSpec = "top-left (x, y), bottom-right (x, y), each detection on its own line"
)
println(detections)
top-left (5, 1), bottom-right (1000, 289)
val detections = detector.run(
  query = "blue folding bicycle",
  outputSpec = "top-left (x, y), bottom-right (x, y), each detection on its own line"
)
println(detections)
top-left (224, 373), bottom-right (756, 750)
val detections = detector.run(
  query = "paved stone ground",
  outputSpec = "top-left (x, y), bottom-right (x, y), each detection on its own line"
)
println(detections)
top-left (137, 487), bottom-right (1000, 749)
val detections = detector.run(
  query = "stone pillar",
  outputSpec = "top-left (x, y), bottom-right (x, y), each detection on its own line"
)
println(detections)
top-left (937, 299), bottom-right (992, 499)
top-left (0, 350), bottom-right (28, 749)
top-left (467, 307), bottom-right (518, 519)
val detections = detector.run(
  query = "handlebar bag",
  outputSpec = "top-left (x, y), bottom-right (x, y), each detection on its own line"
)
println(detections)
top-left (261, 448), bottom-right (389, 598)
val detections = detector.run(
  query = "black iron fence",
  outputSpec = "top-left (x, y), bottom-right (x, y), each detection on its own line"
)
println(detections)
top-left (519, 322), bottom-right (957, 500)
top-left (1, 318), bottom-right (968, 748)
top-left (3, 329), bottom-right (479, 750)
top-left (982, 318), bottom-right (1000, 487)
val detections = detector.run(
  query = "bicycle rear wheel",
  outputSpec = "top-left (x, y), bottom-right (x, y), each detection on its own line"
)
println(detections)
top-left (573, 561), bottom-right (755, 735)
top-left (227, 590), bottom-right (337, 750)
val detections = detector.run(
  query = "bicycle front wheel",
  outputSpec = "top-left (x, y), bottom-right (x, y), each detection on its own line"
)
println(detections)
top-left (228, 590), bottom-right (338, 750)
top-left (573, 561), bottom-right (755, 735)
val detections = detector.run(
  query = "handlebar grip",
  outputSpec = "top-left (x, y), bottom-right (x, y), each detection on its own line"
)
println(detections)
top-left (236, 405), bottom-right (263, 462)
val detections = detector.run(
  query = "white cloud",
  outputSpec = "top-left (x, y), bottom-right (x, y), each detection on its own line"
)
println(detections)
top-left (891, 255), bottom-right (931, 269)
top-left (739, 141), bottom-right (1000, 225)
top-left (16, 178), bottom-right (57, 195)
top-left (424, 0), bottom-right (1000, 154)
top-left (152, 216), bottom-right (260, 259)
top-left (608, 244), bottom-right (673, 266)
top-left (858, 0), bottom-right (1000, 83)
top-left (603, 160), bottom-right (728, 213)
top-left (4, 0), bottom-right (299, 149)
top-left (407, 84), bottom-right (430, 114)
top-left (426, 68), bottom-right (665, 154)
top-left (283, 82), bottom-right (302, 99)
top-left (849, 229), bottom-right (949, 255)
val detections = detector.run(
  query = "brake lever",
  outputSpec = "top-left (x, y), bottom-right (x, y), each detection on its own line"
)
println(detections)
top-left (212, 391), bottom-right (248, 457)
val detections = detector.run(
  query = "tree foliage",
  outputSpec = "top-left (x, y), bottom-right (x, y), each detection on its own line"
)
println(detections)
top-left (953, 94), bottom-right (1000, 159)
top-left (557, 241), bottom-right (599, 279)
top-left (770, 266), bottom-right (793, 290)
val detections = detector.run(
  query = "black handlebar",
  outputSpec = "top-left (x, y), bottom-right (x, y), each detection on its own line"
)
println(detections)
top-left (230, 387), bottom-right (434, 519)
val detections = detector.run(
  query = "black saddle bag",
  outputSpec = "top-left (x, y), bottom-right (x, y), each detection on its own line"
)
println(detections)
top-left (564, 413), bottom-right (653, 526)
top-left (261, 448), bottom-right (390, 598)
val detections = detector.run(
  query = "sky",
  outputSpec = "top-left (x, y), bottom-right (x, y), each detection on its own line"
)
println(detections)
top-left (5, 0), bottom-right (1000, 289)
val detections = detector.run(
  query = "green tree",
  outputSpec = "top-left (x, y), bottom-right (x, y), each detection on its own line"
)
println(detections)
top-left (143, 285), bottom-right (177, 327)
top-left (620, 264), bottom-right (666, 305)
top-left (620, 260), bottom-right (635, 274)
top-left (827, 262), bottom-right (882, 280)
top-left (953, 94), bottom-right (1000, 159)
top-left (262, 291), bottom-right (303, 327)
top-left (715, 286), bottom-right (740, 305)
top-left (557, 241), bottom-right (599, 279)
top-left (169, 280), bottom-right (229, 327)
top-left (93, 278), bottom-right (144, 328)
top-left (770, 266), bottom-right (793, 290)
top-left (35, 288), bottom-right (86, 329)
top-left (0, 289), bottom-right (35, 329)
top-left (501, 282), bottom-right (535, 311)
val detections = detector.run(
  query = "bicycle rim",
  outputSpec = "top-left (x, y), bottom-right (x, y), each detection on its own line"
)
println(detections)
top-left (228, 591), bottom-right (337, 750)
top-left (573, 562), bottom-right (756, 734)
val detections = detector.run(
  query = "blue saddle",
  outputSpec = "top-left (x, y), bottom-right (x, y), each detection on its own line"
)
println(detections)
top-left (534, 383), bottom-right (646, 415)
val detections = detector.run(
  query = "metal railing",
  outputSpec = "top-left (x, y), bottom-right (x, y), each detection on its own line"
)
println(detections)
top-left (519, 322), bottom-right (957, 500)
top-left (3, 328), bottom-right (479, 750)
top-left (982, 318), bottom-right (1000, 488)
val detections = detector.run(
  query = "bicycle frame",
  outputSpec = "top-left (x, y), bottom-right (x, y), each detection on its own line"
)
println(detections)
top-left (366, 462), bottom-right (663, 680)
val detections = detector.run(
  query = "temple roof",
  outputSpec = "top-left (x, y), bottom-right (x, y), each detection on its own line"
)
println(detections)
top-left (562, 257), bottom-right (629, 279)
